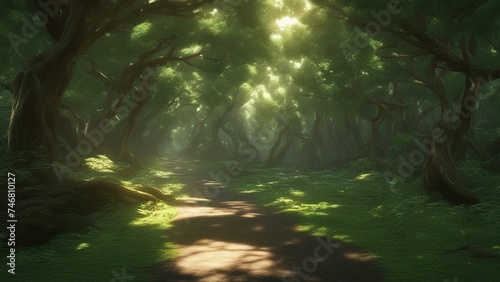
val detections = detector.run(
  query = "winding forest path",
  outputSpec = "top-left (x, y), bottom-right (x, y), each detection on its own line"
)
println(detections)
top-left (148, 156), bottom-right (384, 282)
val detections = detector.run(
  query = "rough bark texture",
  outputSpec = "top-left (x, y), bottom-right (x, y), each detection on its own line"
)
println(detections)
top-left (264, 123), bottom-right (292, 168)
top-left (211, 92), bottom-right (240, 154)
top-left (184, 108), bottom-right (213, 156)
top-left (7, 157), bottom-right (175, 246)
top-left (450, 76), bottom-right (480, 160)
top-left (6, 0), bottom-right (214, 247)
top-left (9, 0), bottom-right (214, 157)
top-left (424, 140), bottom-right (480, 205)
top-left (9, 1), bottom-right (91, 159)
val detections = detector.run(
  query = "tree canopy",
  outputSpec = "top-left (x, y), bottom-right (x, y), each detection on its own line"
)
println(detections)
top-left (1, 0), bottom-right (500, 256)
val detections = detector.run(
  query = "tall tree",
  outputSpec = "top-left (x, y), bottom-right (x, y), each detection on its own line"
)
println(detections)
top-left (8, 0), bottom-right (213, 160)
top-left (311, 0), bottom-right (500, 204)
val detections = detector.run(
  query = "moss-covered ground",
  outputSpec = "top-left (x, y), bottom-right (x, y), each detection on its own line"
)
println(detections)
top-left (228, 158), bottom-right (500, 282)
top-left (1, 156), bottom-right (498, 281)
top-left (0, 156), bottom-right (182, 282)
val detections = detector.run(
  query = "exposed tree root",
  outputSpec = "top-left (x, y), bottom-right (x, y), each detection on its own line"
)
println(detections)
top-left (136, 186), bottom-right (176, 202)
top-left (76, 179), bottom-right (160, 203)
top-left (7, 179), bottom-right (175, 246)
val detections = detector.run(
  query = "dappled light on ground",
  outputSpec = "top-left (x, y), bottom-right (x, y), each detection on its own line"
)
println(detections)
top-left (2, 0), bottom-right (500, 280)
top-left (343, 252), bottom-right (380, 262)
top-left (231, 165), bottom-right (500, 281)
top-left (172, 239), bottom-right (292, 281)
top-left (149, 159), bottom-right (384, 281)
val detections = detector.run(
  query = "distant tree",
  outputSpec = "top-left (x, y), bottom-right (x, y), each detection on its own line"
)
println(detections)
top-left (313, 0), bottom-right (500, 204)
top-left (8, 0), bottom-right (213, 160)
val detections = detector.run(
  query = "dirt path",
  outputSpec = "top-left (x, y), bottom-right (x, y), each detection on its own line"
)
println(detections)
top-left (148, 157), bottom-right (384, 282)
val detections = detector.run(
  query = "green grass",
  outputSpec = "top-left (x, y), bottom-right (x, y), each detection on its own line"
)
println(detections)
top-left (2, 156), bottom-right (498, 281)
top-left (231, 160), bottom-right (500, 282)
top-left (5, 205), bottom-right (177, 282)
top-left (0, 156), bottom-right (182, 282)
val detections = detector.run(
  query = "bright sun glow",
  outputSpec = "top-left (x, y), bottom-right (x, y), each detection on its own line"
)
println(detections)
top-left (305, 0), bottom-right (312, 10)
top-left (271, 34), bottom-right (282, 41)
top-left (276, 17), bottom-right (299, 31)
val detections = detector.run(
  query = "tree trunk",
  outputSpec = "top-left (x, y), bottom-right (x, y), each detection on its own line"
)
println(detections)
top-left (424, 134), bottom-right (480, 204)
top-left (264, 123), bottom-right (292, 168)
top-left (8, 1), bottom-right (90, 159)
top-left (345, 114), bottom-right (366, 155)
top-left (422, 76), bottom-right (483, 204)
top-left (115, 96), bottom-right (145, 168)
top-left (211, 91), bottom-right (240, 152)
top-left (450, 76), bottom-right (480, 160)
top-left (184, 108), bottom-right (213, 156)
top-left (264, 128), bottom-right (286, 168)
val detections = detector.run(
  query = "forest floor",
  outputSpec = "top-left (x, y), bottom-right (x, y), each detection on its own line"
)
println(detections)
top-left (2, 155), bottom-right (499, 282)
top-left (147, 156), bottom-right (384, 281)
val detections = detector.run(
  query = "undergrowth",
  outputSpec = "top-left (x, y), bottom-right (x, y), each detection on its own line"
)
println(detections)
top-left (231, 158), bottom-right (500, 282)
top-left (0, 155), bottom-right (182, 282)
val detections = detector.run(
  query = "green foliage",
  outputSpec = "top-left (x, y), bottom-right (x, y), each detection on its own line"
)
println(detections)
top-left (0, 149), bottom-right (59, 185)
top-left (1, 1), bottom-right (500, 279)
top-left (347, 158), bottom-right (377, 172)
top-left (64, 155), bottom-right (135, 182)
top-left (1, 204), bottom-right (178, 281)
top-left (389, 133), bottom-right (414, 156)
top-left (231, 162), bottom-right (500, 282)
top-left (0, 158), bottom-right (183, 281)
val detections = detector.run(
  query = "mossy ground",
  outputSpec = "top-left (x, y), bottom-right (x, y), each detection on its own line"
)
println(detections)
top-left (228, 159), bottom-right (500, 282)
top-left (1, 156), bottom-right (498, 281)
top-left (0, 156), bottom-right (183, 282)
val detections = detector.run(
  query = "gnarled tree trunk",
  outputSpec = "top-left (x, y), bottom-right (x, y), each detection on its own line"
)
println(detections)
top-left (9, 1), bottom-right (90, 159)
top-left (424, 139), bottom-right (480, 204)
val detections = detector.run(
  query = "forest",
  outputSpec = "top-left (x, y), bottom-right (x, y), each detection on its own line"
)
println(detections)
top-left (0, 0), bottom-right (499, 281)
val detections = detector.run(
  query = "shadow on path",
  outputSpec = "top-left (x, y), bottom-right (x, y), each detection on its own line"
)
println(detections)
top-left (148, 157), bottom-right (384, 282)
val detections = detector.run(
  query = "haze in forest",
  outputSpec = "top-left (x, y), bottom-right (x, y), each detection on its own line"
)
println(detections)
top-left (0, 1), bottom-right (499, 281)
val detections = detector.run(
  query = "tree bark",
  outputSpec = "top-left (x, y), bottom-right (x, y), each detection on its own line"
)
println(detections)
top-left (424, 139), bottom-right (480, 204)
top-left (184, 108), bottom-right (213, 156)
top-left (264, 121), bottom-right (292, 168)
top-left (211, 91), bottom-right (239, 151)
top-left (8, 1), bottom-right (91, 159)
top-left (9, 0), bottom-right (214, 159)
top-left (450, 76), bottom-right (480, 160)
